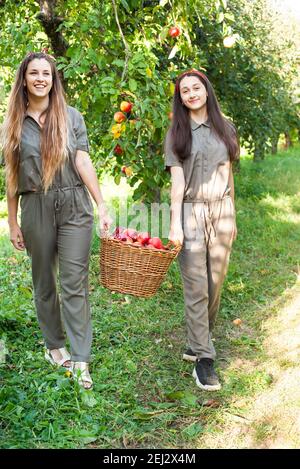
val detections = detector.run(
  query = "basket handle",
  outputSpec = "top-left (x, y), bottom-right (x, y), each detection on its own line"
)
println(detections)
top-left (100, 227), bottom-right (110, 239)
top-left (165, 240), bottom-right (182, 252)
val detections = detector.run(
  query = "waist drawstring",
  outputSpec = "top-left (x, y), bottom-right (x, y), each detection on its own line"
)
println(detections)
top-left (188, 191), bottom-right (231, 246)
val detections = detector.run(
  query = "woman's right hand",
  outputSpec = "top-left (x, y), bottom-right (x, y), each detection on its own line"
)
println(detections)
top-left (168, 223), bottom-right (184, 246)
top-left (9, 223), bottom-right (25, 251)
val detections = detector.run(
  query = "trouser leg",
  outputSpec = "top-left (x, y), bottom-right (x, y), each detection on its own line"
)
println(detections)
top-left (57, 192), bottom-right (93, 362)
top-left (207, 198), bottom-right (235, 329)
top-left (20, 194), bottom-right (65, 349)
top-left (179, 246), bottom-right (216, 360)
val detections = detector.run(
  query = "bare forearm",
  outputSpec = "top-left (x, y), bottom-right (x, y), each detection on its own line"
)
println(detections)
top-left (229, 165), bottom-right (235, 212)
top-left (170, 167), bottom-right (185, 226)
top-left (75, 152), bottom-right (106, 209)
top-left (170, 186), bottom-right (184, 225)
top-left (7, 193), bottom-right (19, 227)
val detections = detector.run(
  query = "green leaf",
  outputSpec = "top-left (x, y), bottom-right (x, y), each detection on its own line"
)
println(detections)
top-left (81, 393), bottom-right (98, 408)
top-left (182, 422), bottom-right (204, 439)
top-left (112, 59), bottom-right (125, 67)
top-left (114, 173), bottom-right (121, 185)
top-left (129, 78), bottom-right (137, 92)
top-left (81, 436), bottom-right (98, 444)
top-left (134, 409), bottom-right (166, 420)
top-left (224, 12), bottom-right (235, 22)
top-left (120, 0), bottom-right (130, 12)
top-left (216, 12), bottom-right (224, 23)
top-left (165, 390), bottom-right (198, 406)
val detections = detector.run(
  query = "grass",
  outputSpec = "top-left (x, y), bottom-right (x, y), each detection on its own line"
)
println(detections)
top-left (0, 145), bottom-right (299, 449)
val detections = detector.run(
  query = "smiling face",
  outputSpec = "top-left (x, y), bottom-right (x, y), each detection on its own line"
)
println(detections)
top-left (24, 58), bottom-right (53, 99)
top-left (179, 75), bottom-right (208, 112)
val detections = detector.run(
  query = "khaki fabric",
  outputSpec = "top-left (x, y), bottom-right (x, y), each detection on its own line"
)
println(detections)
top-left (18, 106), bottom-right (89, 195)
top-left (179, 197), bottom-right (234, 359)
top-left (19, 107), bottom-right (94, 362)
top-left (164, 119), bottom-right (230, 201)
top-left (165, 120), bottom-right (235, 359)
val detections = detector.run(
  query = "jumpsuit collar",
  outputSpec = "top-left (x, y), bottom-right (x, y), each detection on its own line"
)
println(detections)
top-left (190, 118), bottom-right (210, 131)
top-left (24, 113), bottom-right (42, 129)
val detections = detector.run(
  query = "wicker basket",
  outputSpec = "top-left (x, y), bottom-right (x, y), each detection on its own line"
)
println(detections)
top-left (99, 236), bottom-right (181, 298)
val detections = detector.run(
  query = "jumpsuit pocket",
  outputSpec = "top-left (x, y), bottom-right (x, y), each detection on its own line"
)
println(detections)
top-left (182, 203), bottom-right (204, 251)
top-left (20, 195), bottom-right (37, 254)
top-left (71, 188), bottom-right (94, 225)
top-left (81, 190), bottom-right (94, 218)
top-left (18, 155), bottom-right (43, 193)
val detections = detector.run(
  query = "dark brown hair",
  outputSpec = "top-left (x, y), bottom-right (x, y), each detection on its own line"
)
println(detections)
top-left (170, 69), bottom-right (239, 162)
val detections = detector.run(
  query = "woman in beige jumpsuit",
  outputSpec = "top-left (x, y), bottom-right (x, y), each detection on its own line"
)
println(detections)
top-left (2, 52), bottom-right (112, 389)
top-left (165, 69), bottom-right (239, 391)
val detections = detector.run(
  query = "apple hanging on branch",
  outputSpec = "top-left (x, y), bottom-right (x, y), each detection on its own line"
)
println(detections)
top-left (168, 26), bottom-right (181, 38)
top-left (114, 144), bottom-right (123, 155)
top-left (121, 166), bottom-right (133, 177)
top-left (114, 111), bottom-right (126, 123)
top-left (120, 101), bottom-right (133, 113)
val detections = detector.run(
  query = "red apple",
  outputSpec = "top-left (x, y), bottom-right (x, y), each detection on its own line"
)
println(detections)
top-left (113, 226), bottom-right (125, 238)
top-left (132, 241), bottom-right (142, 247)
top-left (137, 232), bottom-right (150, 245)
top-left (168, 26), bottom-right (180, 38)
top-left (123, 228), bottom-right (138, 241)
top-left (148, 237), bottom-right (163, 249)
top-left (120, 101), bottom-right (133, 113)
top-left (114, 111), bottom-right (126, 123)
top-left (114, 144), bottom-right (123, 155)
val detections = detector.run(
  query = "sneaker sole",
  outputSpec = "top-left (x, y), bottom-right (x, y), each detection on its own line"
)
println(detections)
top-left (192, 368), bottom-right (221, 391)
top-left (182, 353), bottom-right (197, 362)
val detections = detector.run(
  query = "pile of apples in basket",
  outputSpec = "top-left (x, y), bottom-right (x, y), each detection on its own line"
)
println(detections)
top-left (111, 227), bottom-right (167, 250)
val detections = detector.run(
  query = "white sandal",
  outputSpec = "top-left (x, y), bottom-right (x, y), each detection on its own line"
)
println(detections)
top-left (71, 362), bottom-right (93, 390)
top-left (45, 347), bottom-right (71, 368)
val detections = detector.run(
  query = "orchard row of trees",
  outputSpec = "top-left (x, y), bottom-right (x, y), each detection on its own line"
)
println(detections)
top-left (0, 0), bottom-right (299, 201)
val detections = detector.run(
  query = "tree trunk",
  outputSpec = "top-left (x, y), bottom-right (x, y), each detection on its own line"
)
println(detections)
top-left (36, 0), bottom-right (69, 88)
top-left (271, 135), bottom-right (279, 154)
top-left (153, 187), bottom-right (161, 203)
top-left (253, 141), bottom-right (265, 162)
top-left (284, 132), bottom-right (293, 149)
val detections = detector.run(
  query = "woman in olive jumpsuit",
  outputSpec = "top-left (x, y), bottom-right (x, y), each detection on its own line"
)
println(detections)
top-left (165, 69), bottom-right (239, 391)
top-left (3, 52), bottom-right (111, 389)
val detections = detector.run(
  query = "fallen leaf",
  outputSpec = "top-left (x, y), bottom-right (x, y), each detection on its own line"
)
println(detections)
top-left (233, 318), bottom-right (242, 326)
top-left (202, 399), bottom-right (221, 408)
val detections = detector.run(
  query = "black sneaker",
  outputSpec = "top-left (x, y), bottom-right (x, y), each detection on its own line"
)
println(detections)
top-left (192, 358), bottom-right (221, 391)
top-left (183, 348), bottom-right (197, 362)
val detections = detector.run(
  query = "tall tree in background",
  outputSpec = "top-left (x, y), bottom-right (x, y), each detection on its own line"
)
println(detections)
top-left (0, 0), bottom-right (299, 200)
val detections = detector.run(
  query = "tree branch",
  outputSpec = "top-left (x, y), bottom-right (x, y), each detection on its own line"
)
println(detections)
top-left (36, 0), bottom-right (68, 57)
top-left (111, 0), bottom-right (130, 83)
top-left (36, 0), bottom-right (69, 87)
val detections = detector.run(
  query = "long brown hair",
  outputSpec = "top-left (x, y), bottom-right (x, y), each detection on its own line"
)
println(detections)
top-left (170, 69), bottom-right (239, 162)
top-left (1, 52), bottom-right (68, 196)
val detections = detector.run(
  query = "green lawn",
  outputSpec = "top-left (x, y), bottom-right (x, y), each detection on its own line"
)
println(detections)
top-left (0, 146), bottom-right (299, 449)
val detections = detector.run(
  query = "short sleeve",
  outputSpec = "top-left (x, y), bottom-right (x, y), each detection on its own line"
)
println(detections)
top-left (73, 110), bottom-right (90, 153)
top-left (164, 129), bottom-right (182, 170)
